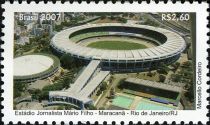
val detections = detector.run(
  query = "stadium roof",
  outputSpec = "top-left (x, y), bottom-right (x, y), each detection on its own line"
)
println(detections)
top-left (125, 78), bottom-right (183, 93)
top-left (51, 23), bottom-right (186, 61)
top-left (14, 54), bottom-right (54, 76)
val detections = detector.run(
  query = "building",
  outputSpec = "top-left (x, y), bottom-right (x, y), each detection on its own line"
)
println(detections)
top-left (124, 78), bottom-right (183, 106)
top-left (42, 24), bottom-right (53, 35)
top-left (51, 23), bottom-right (186, 72)
top-left (49, 60), bottom-right (110, 109)
top-left (25, 22), bottom-right (35, 31)
top-left (16, 36), bottom-right (29, 45)
top-left (31, 27), bottom-right (44, 36)
top-left (48, 23), bottom-right (186, 109)
top-left (14, 54), bottom-right (60, 83)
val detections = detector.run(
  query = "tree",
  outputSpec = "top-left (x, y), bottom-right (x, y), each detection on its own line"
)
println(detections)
top-left (57, 106), bottom-right (64, 110)
top-left (171, 74), bottom-right (182, 82)
top-left (129, 13), bottom-right (135, 18)
top-left (29, 89), bottom-right (41, 100)
top-left (143, 18), bottom-right (160, 27)
top-left (100, 15), bottom-right (106, 20)
top-left (54, 24), bottom-right (63, 31)
top-left (117, 17), bottom-right (127, 23)
top-left (185, 84), bottom-right (194, 102)
top-left (110, 16), bottom-right (116, 20)
top-left (157, 63), bottom-right (169, 74)
top-left (100, 82), bottom-right (107, 91)
top-left (65, 105), bottom-right (73, 110)
top-left (157, 68), bottom-right (168, 74)
top-left (159, 75), bottom-right (166, 82)
top-left (86, 104), bottom-right (97, 110)
top-left (42, 82), bottom-right (63, 91)
top-left (109, 75), bottom-right (114, 83)
top-left (109, 87), bottom-right (115, 98)
top-left (54, 76), bottom-right (59, 81)
top-left (184, 42), bottom-right (191, 53)
top-left (182, 61), bottom-right (192, 68)
top-left (14, 82), bottom-right (27, 98)
top-left (13, 102), bottom-right (17, 110)
top-left (60, 54), bottom-right (75, 69)
top-left (171, 62), bottom-right (180, 71)
top-left (96, 90), bottom-right (102, 96)
top-left (38, 91), bottom-right (49, 101)
top-left (17, 21), bottom-right (25, 26)
top-left (62, 77), bottom-right (71, 89)
top-left (121, 18), bottom-right (127, 23)
top-left (60, 70), bottom-right (64, 75)
top-left (117, 78), bottom-right (125, 90)
top-left (39, 37), bottom-right (49, 46)
top-left (98, 107), bottom-right (105, 110)
top-left (122, 13), bottom-right (128, 17)
top-left (61, 21), bottom-right (70, 27)
top-left (14, 33), bottom-right (20, 40)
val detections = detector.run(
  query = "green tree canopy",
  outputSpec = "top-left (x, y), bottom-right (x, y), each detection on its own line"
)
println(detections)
top-left (100, 82), bottom-right (107, 91)
top-left (86, 104), bottom-right (97, 110)
top-left (62, 77), bottom-right (71, 89)
top-left (14, 82), bottom-right (27, 98)
top-left (159, 74), bottom-right (166, 83)
top-left (60, 54), bottom-right (75, 69)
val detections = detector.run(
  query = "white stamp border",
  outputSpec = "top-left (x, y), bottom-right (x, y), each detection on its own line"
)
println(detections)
top-left (1, 2), bottom-right (209, 124)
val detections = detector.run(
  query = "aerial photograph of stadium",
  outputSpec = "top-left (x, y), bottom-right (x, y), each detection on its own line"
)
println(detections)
top-left (14, 12), bottom-right (195, 110)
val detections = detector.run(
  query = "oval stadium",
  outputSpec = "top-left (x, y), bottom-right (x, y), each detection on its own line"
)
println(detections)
top-left (14, 54), bottom-right (60, 83)
top-left (51, 23), bottom-right (186, 72)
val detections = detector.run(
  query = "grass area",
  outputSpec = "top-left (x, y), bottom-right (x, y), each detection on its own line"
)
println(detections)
top-left (87, 41), bottom-right (148, 50)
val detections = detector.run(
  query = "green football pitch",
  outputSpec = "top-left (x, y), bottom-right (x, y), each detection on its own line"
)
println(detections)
top-left (87, 40), bottom-right (148, 50)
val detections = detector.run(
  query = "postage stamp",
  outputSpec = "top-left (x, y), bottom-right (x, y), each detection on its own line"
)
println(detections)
top-left (1, 2), bottom-right (209, 124)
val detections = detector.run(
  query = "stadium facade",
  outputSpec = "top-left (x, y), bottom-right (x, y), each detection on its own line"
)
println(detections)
top-left (51, 23), bottom-right (186, 72)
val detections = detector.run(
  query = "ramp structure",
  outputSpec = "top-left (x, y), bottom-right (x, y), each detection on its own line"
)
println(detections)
top-left (49, 60), bottom-right (110, 109)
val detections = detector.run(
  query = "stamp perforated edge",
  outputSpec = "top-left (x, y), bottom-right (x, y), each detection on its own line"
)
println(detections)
top-left (0, 1), bottom-right (209, 124)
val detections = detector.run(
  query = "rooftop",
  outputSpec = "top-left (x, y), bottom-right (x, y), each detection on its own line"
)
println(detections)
top-left (50, 60), bottom-right (110, 104)
top-left (125, 78), bottom-right (183, 93)
top-left (14, 54), bottom-right (54, 76)
top-left (66, 60), bottom-right (101, 93)
top-left (51, 23), bottom-right (186, 61)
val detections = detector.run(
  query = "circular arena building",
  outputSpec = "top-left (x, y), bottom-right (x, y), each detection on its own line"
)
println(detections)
top-left (51, 23), bottom-right (186, 72)
top-left (14, 54), bottom-right (60, 83)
